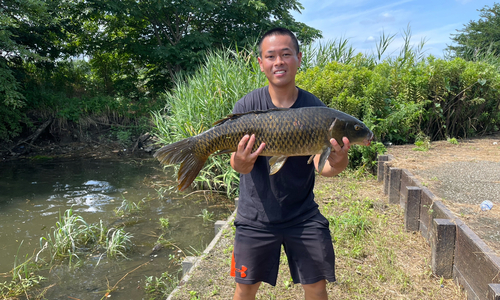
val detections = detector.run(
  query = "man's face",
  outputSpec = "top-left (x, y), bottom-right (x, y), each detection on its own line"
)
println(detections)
top-left (258, 34), bottom-right (302, 89)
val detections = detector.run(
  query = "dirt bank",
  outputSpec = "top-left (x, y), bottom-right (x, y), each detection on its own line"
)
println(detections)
top-left (0, 121), bottom-right (161, 162)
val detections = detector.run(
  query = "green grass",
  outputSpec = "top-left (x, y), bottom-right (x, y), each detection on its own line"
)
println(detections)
top-left (0, 242), bottom-right (45, 298)
top-left (145, 271), bottom-right (180, 299)
top-left (114, 196), bottom-right (146, 216)
top-left (106, 228), bottom-right (133, 259)
top-left (38, 208), bottom-right (134, 262)
top-left (39, 207), bottom-right (100, 261)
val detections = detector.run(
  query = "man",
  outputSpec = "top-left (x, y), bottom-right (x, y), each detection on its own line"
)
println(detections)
top-left (230, 27), bottom-right (351, 300)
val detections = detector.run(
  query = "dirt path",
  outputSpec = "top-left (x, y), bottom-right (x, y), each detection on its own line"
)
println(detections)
top-left (386, 132), bottom-right (500, 256)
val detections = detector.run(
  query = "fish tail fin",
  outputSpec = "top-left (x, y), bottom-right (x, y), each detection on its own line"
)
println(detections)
top-left (154, 138), bottom-right (208, 191)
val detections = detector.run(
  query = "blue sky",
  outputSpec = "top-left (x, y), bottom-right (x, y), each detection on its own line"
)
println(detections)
top-left (291, 0), bottom-right (496, 58)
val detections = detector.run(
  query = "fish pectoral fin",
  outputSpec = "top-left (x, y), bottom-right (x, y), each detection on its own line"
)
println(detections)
top-left (269, 156), bottom-right (288, 175)
top-left (307, 154), bottom-right (316, 164)
top-left (328, 118), bottom-right (337, 132)
top-left (318, 147), bottom-right (331, 174)
top-left (212, 149), bottom-right (233, 156)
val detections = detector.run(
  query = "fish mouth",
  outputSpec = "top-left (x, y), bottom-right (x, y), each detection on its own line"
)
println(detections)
top-left (363, 132), bottom-right (375, 146)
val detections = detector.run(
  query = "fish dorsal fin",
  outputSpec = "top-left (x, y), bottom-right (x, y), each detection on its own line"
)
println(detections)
top-left (212, 108), bottom-right (290, 126)
top-left (269, 155), bottom-right (288, 175)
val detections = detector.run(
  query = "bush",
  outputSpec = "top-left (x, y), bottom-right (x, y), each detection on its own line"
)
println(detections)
top-left (348, 142), bottom-right (387, 173)
top-left (297, 56), bottom-right (500, 145)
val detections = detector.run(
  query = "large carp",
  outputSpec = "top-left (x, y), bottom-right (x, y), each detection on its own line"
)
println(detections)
top-left (155, 107), bottom-right (374, 191)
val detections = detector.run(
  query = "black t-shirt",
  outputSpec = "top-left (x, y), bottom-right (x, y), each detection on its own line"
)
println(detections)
top-left (232, 86), bottom-right (327, 228)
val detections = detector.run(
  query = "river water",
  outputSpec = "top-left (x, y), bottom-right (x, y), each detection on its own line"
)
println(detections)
top-left (0, 157), bottom-right (234, 299)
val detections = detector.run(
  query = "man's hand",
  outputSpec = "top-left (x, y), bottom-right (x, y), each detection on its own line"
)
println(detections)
top-left (230, 134), bottom-right (266, 174)
top-left (314, 137), bottom-right (350, 177)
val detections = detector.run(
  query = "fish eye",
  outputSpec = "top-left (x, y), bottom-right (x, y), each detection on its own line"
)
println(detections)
top-left (354, 124), bottom-right (361, 131)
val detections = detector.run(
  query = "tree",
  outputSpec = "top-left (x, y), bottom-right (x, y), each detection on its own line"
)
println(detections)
top-left (79, 0), bottom-right (322, 93)
top-left (0, 0), bottom-right (80, 139)
top-left (447, 3), bottom-right (500, 59)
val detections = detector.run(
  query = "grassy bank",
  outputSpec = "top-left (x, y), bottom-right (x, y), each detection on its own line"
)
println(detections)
top-left (167, 173), bottom-right (465, 299)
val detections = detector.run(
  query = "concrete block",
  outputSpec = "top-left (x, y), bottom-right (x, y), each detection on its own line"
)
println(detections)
top-left (399, 169), bottom-right (414, 209)
top-left (405, 186), bottom-right (421, 231)
top-left (215, 220), bottom-right (225, 235)
top-left (182, 256), bottom-right (198, 277)
top-left (388, 167), bottom-right (401, 204)
top-left (377, 155), bottom-right (391, 182)
top-left (488, 284), bottom-right (500, 300)
top-left (431, 219), bottom-right (456, 279)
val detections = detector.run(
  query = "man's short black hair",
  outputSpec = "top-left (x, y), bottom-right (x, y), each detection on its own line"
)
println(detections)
top-left (258, 27), bottom-right (300, 58)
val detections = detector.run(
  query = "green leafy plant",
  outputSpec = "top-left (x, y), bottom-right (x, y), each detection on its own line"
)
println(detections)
top-left (159, 217), bottom-right (170, 229)
top-left (197, 209), bottom-right (214, 223)
top-left (447, 137), bottom-right (459, 145)
top-left (413, 132), bottom-right (431, 151)
top-left (145, 271), bottom-right (179, 299)
top-left (348, 142), bottom-right (387, 173)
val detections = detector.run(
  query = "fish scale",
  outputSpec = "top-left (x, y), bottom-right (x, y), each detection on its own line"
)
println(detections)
top-left (155, 107), bottom-right (373, 191)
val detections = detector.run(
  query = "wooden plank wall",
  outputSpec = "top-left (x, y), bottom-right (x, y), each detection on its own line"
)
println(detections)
top-left (378, 155), bottom-right (500, 300)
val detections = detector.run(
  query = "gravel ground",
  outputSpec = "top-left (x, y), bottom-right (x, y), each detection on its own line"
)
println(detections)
top-left (386, 132), bottom-right (500, 256)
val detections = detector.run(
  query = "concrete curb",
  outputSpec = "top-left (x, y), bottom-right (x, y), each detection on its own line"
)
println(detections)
top-left (166, 209), bottom-right (237, 300)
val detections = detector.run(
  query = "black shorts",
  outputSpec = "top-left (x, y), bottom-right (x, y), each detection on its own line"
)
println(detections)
top-left (230, 213), bottom-right (336, 286)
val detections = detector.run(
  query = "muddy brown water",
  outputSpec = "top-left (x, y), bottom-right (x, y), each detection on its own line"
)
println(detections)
top-left (0, 158), bottom-right (233, 299)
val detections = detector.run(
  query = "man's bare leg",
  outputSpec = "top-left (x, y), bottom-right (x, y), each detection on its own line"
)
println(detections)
top-left (233, 282), bottom-right (261, 300)
top-left (302, 279), bottom-right (328, 300)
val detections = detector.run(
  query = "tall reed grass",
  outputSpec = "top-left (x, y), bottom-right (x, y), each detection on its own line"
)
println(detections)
top-left (153, 49), bottom-right (267, 196)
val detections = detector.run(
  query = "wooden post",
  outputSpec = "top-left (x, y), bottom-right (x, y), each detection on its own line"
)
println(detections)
top-left (431, 219), bottom-right (456, 279)
top-left (377, 155), bottom-right (390, 182)
top-left (405, 186), bottom-right (421, 231)
top-left (234, 197), bottom-right (239, 209)
top-left (388, 168), bottom-right (401, 204)
top-left (488, 284), bottom-right (500, 300)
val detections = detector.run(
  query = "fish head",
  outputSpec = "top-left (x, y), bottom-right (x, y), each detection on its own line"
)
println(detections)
top-left (330, 118), bottom-right (374, 146)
